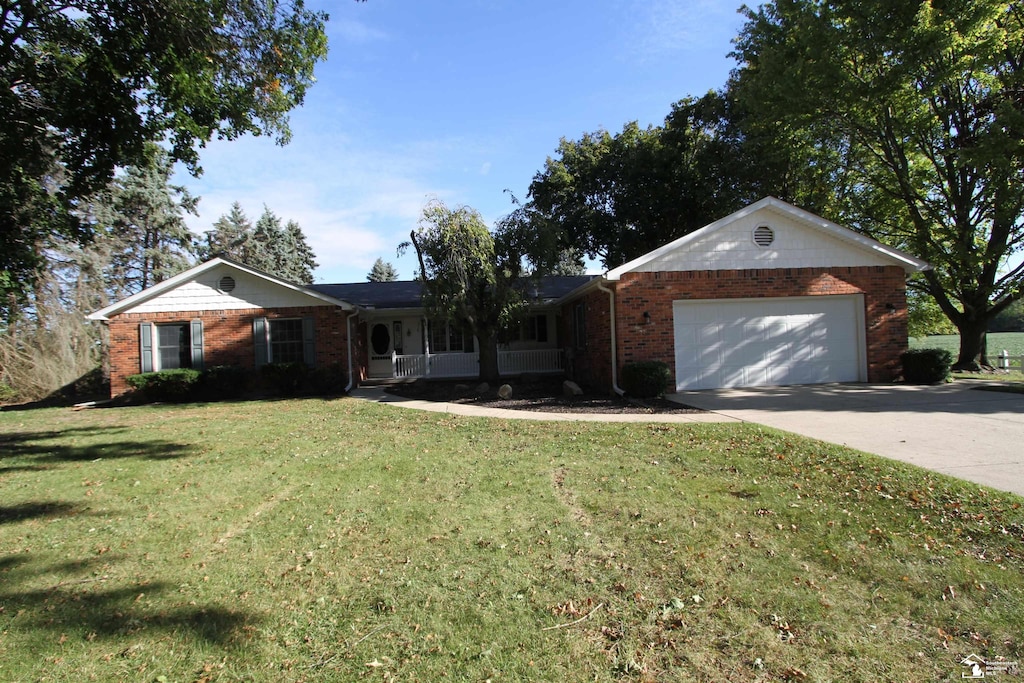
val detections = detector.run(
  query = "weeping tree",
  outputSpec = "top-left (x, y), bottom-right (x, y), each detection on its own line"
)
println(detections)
top-left (732, 0), bottom-right (1024, 369)
top-left (402, 200), bottom-right (527, 383)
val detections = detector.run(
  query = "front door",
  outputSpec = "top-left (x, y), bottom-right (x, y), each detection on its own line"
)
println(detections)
top-left (368, 322), bottom-right (394, 378)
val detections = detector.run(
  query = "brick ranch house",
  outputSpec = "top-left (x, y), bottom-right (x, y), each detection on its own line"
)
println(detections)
top-left (88, 197), bottom-right (929, 398)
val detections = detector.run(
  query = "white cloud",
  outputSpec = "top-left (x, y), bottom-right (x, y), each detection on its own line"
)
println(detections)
top-left (176, 130), bottom-right (462, 283)
top-left (326, 17), bottom-right (388, 45)
top-left (625, 0), bottom-right (742, 62)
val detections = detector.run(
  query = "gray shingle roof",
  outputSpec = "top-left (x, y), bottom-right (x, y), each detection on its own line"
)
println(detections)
top-left (308, 275), bottom-right (597, 310)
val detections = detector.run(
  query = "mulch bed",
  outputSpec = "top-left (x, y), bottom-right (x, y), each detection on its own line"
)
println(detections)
top-left (383, 378), bottom-right (705, 415)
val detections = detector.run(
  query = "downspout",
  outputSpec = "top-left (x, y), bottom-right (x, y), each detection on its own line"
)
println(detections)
top-left (596, 280), bottom-right (625, 396)
top-left (344, 310), bottom-right (358, 392)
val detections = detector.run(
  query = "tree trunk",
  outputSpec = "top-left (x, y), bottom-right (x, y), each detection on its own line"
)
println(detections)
top-left (954, 317), bottom-right (989, 370)
top-left (478, 333), bottom-right (501, 383)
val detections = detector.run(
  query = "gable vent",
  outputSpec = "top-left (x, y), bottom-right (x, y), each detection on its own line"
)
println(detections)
top-left (752, 225), bottom-right (775, 247)
top-left (218, 275), bottom-right (236, 293)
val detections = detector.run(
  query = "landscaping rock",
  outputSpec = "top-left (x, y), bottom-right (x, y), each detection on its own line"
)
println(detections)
top-left (474, 382), bottom-right (490, 395)
top-left (453, 383), bottom-right (470, 395)
top-left (498, 384), bottom-right (513, 399)
top-left (563, 380), bottom-right (584, 396)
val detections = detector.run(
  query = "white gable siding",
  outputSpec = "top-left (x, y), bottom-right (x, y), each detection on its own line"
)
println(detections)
top-left (130, 265), bottom-right (329, 313)
top-left (631, 207), bottom-right (893, 273)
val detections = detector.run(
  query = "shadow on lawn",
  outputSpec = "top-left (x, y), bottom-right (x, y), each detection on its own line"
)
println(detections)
top-left (0, 501), bottom-right (86, 525)
top-left (0, 425), bottom-right (191, 469)
top-left (0, 556), bottom-right (257, 647)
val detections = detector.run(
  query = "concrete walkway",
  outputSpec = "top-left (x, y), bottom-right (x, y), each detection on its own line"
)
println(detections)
top-left (349, 382), bottom-right (1024, 497)
top-left (348, 386), bottom-right (736, 424)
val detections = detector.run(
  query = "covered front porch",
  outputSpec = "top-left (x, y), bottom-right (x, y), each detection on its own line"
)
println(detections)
top-left (369, 348), bottom-right (565, 380)
top-left (362, 312), bottom-right (564, 380)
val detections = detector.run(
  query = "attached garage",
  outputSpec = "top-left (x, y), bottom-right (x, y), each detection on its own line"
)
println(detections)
top-left (557, 197), bottom-right (931, 394)
top-left (672, 295), bottom-right (866, 390)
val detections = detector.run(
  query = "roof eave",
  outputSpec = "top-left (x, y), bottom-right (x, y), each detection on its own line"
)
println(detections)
top-left (87, 257), bottom-right (354, 320)
top-left (605, 196), bottom-right (931, 278)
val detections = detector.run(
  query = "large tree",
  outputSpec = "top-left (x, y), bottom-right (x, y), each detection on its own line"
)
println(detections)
top-left (199, 202), bottom-right (253, 261)
top-left (404, 200), bottom-right (527, 383)
top-left (0, 0), bottom-right (339, 309)
top-left (522, 92), bottom-right (804, 270)
top-left (732, 0), bottom-right (1024, 368)
top-left (91, 144), bottom-right (198, 298)
top-left (201, 205), bottom-right (318, 284)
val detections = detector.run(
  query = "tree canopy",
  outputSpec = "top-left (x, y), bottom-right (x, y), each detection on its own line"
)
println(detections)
top-left (1, 0), bottom-right (337, 308)
top-left (731, 0), bottom-right (1024, 367)
top-left (520, 92), bottom-right (813, 271)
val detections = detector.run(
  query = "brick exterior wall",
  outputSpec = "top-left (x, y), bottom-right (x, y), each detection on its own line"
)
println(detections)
top-left (105, 306), bottom-right (353, 398)
top-left (560, 287), bottom-right (613, 392)
top-left (563, 266), bottom-right (908, 393)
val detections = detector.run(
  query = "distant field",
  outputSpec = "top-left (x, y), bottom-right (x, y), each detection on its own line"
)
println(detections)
top-left (909, 332), bottom-right (1024, 358)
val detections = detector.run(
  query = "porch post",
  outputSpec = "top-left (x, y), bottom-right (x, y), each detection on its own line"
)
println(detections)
top-left (423, 317), bottom-right (431, 377)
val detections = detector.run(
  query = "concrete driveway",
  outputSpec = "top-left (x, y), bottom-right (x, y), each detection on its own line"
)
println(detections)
top-left (671, 381), bottom-right (1024, 497)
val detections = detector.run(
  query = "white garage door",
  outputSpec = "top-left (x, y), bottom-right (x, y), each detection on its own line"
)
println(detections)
top-left (673, 295), bottom-right (865, 391)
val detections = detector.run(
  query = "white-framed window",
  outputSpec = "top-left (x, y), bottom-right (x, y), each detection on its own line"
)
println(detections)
top-left (157, 323), bottom-right (191, 369)
top-left (428, 320), bottom-right (472, 353)
top-left (140, 320), bottom-right (203, 372)
top-left (269, 318), bottom-right (305, 364)
top-left (253, 316), bottom-right (315, 366)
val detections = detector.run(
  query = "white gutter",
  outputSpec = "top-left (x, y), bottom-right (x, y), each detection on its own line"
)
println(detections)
top-left (596, 280), bottom-right (625, 396)
top-left (345, 311), bottom-right (358, 392)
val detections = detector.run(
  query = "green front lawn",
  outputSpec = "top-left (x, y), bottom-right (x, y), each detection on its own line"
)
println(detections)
top-left (1, 399), bottom-right (1021, 681)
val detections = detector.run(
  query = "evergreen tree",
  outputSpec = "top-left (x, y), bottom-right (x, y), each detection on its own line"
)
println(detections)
top-left (284, 220), bottom-right (318, 284)
top-left (92, 144), bottom-right (198, 297)
top-left (245, 207), bottom-right (286, 274)
top-left (203, 204), bottom-right (318, 283)
top-left (367, 258), bottom-right (399, 282)
top-left (200, 203), bottom-right (252, 261)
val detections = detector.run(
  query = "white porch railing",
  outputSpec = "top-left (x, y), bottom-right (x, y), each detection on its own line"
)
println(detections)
top-left (428, 352), bottom-right (480, 378)
top-left (997, 352), bottom-right (1024, 372)
top-left (395, 354), bottom-right (427, 378)
top-left (498, 348), bottom-right (563, 375)
top-left (385, 348), bottom-right (564, 380)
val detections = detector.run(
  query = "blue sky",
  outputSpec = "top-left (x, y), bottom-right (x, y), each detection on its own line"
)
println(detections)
top-left (175, 0), bottom-right (747, 284)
